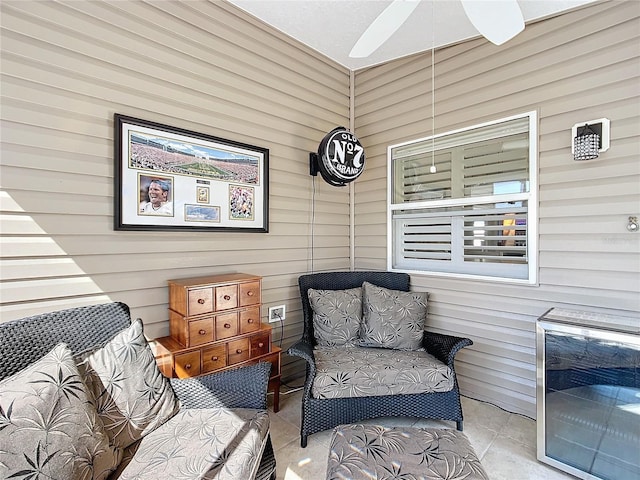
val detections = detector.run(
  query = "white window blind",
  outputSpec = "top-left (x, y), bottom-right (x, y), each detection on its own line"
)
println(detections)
top-left (388, 112), bottom-right (537, 283)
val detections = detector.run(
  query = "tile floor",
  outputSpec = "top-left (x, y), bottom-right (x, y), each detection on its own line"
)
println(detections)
top-left (267, 387), bottom-right (576, 480)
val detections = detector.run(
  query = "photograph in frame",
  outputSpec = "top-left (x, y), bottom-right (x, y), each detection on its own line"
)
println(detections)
top-left (185, 204), bottom-right (220, 223)
top-left (196, 186), bottom-right (210, 204)
top-left (229, 185), bottom-right (255, 221)
top-left (114, 114), bottom-right (268, 232)
top-left (138, 174), bottom-right (174, 216)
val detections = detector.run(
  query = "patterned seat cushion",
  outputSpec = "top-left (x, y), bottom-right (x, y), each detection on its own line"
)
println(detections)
top-left (327, 424), bottom-right (489, 480)
top-left (111, 407), bottom-right (270, 480)
top-left (312, 346), bottom-right (454, 399)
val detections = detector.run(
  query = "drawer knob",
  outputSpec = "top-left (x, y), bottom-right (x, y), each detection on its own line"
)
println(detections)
top-left (185, 363), bottom-right (192, 370)
top-left (197, 298), bottom-right (205, 304)
top-left (211, 356), bottom-right (219, 361)
top-left (247, 318), bottom-right (254, 324)
top-left (198, 329), bottom-right (206, 335)
top-left (258, 342), bottom-right (264, 348)
top-left (247, 291), bottom-right (254, 296)
top-left (236, 349), bottom-right (243, 354)
top-left (224, 295), bottom-right (231, 301)
top-left (224, 323), bottom-right (231, 329)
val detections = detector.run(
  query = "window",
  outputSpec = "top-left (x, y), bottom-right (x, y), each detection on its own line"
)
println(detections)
top-left (388, 112), bottom-right (537, 283)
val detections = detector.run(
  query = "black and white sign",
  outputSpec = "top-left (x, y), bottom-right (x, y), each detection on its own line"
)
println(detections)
top-left (317, 127), bottom-right (365, 186)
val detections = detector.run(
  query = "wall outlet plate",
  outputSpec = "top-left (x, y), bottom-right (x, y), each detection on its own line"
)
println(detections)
top-left (268, 305), bottom-right (286, 323)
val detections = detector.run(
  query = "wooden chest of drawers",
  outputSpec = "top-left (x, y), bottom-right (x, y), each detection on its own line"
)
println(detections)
top-left (153, 273), bottom-right (281, 411)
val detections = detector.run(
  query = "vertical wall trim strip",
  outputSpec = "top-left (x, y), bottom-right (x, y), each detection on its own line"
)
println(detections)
top-left (350, 69), bottom-right (356, 271)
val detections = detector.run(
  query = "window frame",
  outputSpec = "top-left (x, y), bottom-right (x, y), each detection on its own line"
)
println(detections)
top-left (387, 111), bottom-right (538, 285)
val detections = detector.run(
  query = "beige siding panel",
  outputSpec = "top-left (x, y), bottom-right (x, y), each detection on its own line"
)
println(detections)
top-left (541, 234), bottom-right (639, 255)
top-left (1, 278), bottom-right (105, 304)
top-left (469, 338), bottom-right (533, 365)
top-left (1, 214), bottom-right (48, 234)
top-left (540, 214), bottom-right (637, 235)
top-left (541, 194), bottom-right (637, 218)
top-left (541, 146), bottom-right (638, 184)
top-left (1, 142), bottom-right (112, 178)
top-left (357, 28), bottom-right (637, 141)
top-left (0, 0), bottom-right (351, 390)
top-left (0, 296), bottom-right (115, 322)
top-left (0, 237), bottom-right (67, 257)
top-left (541, 251), bottom-right (638, 273)
top-left (460, 375), bottom-right (535, 416)
top-left (419, 274), bottom-right (637, 313)
top-left (541, 176), bottom-right (639, 201)
top-left (354, 0), bottom-right (640, 418)
top-left (1, 258), bottom-right (86, 279)
top-left (3, 1), bottom-right (346, 110)
top-left (462, 350), bottom-right (536, 380)
top-left (0, 234), bottom-right (334, 257)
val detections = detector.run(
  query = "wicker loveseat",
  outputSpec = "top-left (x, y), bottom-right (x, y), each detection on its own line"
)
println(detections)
top-left (0, 302), bottom-right (276, 480)
top-left (288, 271), bottom-right (473, 447)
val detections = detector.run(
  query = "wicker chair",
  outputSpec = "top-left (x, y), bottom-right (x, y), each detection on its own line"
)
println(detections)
top-left (287, 271), bottom-right (473, 448)
top-left (0, 302), bottom-right (276, 480)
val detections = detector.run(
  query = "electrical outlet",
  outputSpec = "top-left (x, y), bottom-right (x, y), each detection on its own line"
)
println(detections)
top-left (268, 305), bottom-right (286, 323)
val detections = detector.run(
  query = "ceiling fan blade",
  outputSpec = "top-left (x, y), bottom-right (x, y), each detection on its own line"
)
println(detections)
top-left (349, 0), bottom-right (421, 58)
top-left (460, 0), bottom-right (524, 45)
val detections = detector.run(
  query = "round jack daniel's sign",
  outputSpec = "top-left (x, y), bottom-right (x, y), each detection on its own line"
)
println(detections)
top-left (318, 127), bottom-right (365, 186)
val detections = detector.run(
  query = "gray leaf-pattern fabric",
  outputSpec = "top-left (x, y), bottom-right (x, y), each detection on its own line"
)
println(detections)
top-left (327, 424), bottom-right (490, 480)
top-left (78, 319), bottom-right (179, 450)
top-left (359, 281), bottom-right (427, 351)
top-left (111, 407), bottom-right (270, 480)
top-left (312, 346), bottom-right (454, 399)
top-left (0, 343), bottom-right (120, 480)
top-left (309, 287), bottom-right (362, 347)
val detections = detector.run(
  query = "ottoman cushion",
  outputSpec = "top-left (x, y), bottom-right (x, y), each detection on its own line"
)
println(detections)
top-left (327, 424), bottom-right (489, 480)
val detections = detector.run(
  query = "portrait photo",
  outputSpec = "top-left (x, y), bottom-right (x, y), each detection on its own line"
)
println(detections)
top-left (138, 174), bottom-right (174, 216)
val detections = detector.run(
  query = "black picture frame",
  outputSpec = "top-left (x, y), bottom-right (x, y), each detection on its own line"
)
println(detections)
top-left (114, 114), bottom-right (268, 232)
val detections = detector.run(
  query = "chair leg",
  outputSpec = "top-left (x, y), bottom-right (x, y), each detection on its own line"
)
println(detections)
top-left (301, 435), bottom-right (308, 448)
top-left (456, 420), bottom-right (463, 431)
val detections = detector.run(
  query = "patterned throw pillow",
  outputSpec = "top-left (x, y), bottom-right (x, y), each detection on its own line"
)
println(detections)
top-left (358, 281), bottom-right (427, 350)
top-left (0, 343), bottom-right (120, 480)
top-left (309, 287), bottom-right (362, 347)
top-left (78, 319), bottom-right (179, 450)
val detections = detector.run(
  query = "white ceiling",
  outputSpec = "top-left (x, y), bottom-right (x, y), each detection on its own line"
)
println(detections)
top-left (227, 0), bottom-right (597, 70)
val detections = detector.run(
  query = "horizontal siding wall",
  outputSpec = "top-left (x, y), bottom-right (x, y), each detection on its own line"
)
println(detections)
top-left (0, 0), bottom-right (351, 381)
top-left (353, 0), bottom-right (640, 418)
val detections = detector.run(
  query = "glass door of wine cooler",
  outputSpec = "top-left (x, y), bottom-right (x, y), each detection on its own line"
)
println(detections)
top-left (536, 309), bottom-right (639, 480)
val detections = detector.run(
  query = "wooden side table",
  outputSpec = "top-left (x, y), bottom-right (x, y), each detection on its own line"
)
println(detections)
top-left (152, 273), bottom-right (281, 412)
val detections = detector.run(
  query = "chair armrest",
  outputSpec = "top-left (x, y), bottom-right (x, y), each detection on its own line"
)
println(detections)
top-left (286, 340), bottom-right (316, 395)
top-left (287, 339), bottom-right (315, 366)
top-left (423, 331), bottom-right (473, 366)
top-left (170, 362), bottom-right (271, 410)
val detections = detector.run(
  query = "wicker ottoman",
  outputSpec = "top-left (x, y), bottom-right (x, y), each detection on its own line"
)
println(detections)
top-left (327, 424), bottom-right (489, 480)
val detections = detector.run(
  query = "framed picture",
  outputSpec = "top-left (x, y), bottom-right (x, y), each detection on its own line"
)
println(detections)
top-left (185, 204), bottom-right (220, 223)
top-left (196, 186), bottom-right (209, 204)
top-left (114, 114), bottom-right (269, 232)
